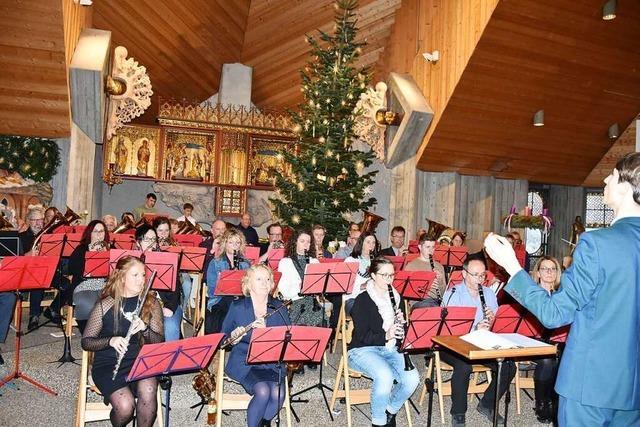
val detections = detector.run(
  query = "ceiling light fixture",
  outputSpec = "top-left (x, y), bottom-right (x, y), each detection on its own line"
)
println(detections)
top-left (602, 0), bottom-right (616, 20)
top-left (608, 123), bottom-right (620, 139)
top-left (533, 110), bottom-right (544, 127)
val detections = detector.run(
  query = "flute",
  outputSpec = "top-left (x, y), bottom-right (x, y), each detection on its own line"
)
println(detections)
top-left (220, 301), bottom-right (292, 349)
top-left (386, 283), bottom-right (415, 371)
top-left (112, 270), bottom-right (157, 380)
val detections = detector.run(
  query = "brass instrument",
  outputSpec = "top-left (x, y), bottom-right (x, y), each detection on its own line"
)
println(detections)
top-left (113, 216), bottom-right (135, 234)
top-left (360, 211), bottom-right (385, 234)
top-left (0, 215), bottom-right (14, 230)
top-left (88, 240), bottom-right (110, 251)
top-left (219, 301), bottom-right (292, 349)
top-left (425, 219), bottom-right (451, 241)
top-left (63, 207), bottom-right (82, 225)
top-left (32, 207), bottom-right (80, 253)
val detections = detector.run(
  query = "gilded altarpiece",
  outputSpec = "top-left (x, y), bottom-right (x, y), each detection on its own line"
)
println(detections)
top-left (105, 126), bottom-right (161, 178)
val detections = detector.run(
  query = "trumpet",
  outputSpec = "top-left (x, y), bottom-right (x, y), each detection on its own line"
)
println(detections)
top-left (88, 240), bottom-right (110, 251)
top-left (220, 301), bottom-right (292, 349)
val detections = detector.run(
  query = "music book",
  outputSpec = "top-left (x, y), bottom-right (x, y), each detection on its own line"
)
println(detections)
top-left (461, 330), bottom-right (552, 350)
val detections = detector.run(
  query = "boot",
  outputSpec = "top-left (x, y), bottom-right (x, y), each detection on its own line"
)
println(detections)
top-left (534, 379), bottom-right (553, 423)
top-left (385, 410), bottom-right (397, 427)
top-left (260, 419), bottom-right (271, 426)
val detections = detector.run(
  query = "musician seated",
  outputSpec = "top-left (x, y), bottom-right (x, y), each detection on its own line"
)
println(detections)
top-left (529, 256), bottom-right (562, 424)
top-left (451, 232), bottom-right (465, 247)
top-left (44, 206), bottom-right (59, 225)
top-left (258, 223), bottom-right (284, 260)
top-left (379, 226), bottom-right (406, 257)
top-left (277, 228), bottom-right (321, 327)
top-left (121, 212), bottom-right (135, 224)
top-left (348, 257), bottom-right (420, 427)
top-left (176, 202), bottom-right (197, 225)
top-left (70, 220), bottom-right (110, 333)
top-left (201, 219), bottom-right (228, 272)
top-left (334, 224), bottom-right (361, 259)
top-left (404, 233), bottom-right (446, 308)
top-left (133, 193), bottom-right (157, 220)
top-left (169, 218), bottom-right (179, 235)
top-left (205, 229), bottom-right (250, 334)
top-left (81, 256), bottom-right (164, 427)
top-left (222, 264), bottom-right (290, 427)
top-left (343, 232), bottom-right (379, 315)
top-left (135, 225), bottom-right (182, 341)
top-left (311, 224), bottom-right (332, 259)
top-left (102, 214), bottom-right (118, 233)
top-left (237, 213), bottom-right (259, 246)
top-left (440, 255), bottom-right (516, 426)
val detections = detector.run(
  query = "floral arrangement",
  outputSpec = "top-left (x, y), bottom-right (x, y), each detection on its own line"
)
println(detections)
top-left (502, 205), bottom-right (553, 234)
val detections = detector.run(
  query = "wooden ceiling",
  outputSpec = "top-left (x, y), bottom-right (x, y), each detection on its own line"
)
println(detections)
top-left (582, 116), bottom-right (638, 187)
top-left (0, 0), bottom-right (70, 138)
top-left (92, 0), bottom-right (401, 122)
top-left (417, 0), bottom-right (640, 186)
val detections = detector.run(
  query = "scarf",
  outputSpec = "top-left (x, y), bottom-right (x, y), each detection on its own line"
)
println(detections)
top-left (365, 280), bottom-right (401, 349)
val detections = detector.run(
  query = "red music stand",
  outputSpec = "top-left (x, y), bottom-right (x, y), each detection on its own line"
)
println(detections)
top-left (392, 270), bottom-right (437, 301)
top-left (62, 233), bottom-right (83, 257)
top-left (491, 304), bottom-right (543, 338)
top-left (265, 248), bottom-right (285, 270)
top-left (128, 333), bottom-right (224, 427)
top-left (384, 255), bottom-right (404, 272)
top-left (163, 246), bottom-right (206, 272)
top-left (318, 257), bottom-right (343, 263)
top-left (174, 234), bottom-right (203, 247)
top-left (109, 233), bottom-right (136, 250)
top-left (403, 253), bottom-right (419, 267)
top-left (52, 225), bottom-right (68, 234)
top-left (299, 262), bottom-right (357, 296)
top-left (433, 245), bottom-right (468, 268)
top-left (84, 251), bottom-right (111, 278)
top-left (214, 270), bottom-right (245, 296)
top-left (72, 225), bottom-right (87, 235)
top-left (141, 213), bottom-right (169, 225)
top-left (109, 250), bottom-right (178, 291)
top-left (408, 240), bottom-right (419, 254)
top-left (249, 326), bottom-right (333, 421)
top-left (401, 306), bottom-right (476, 426)
top-left (244, 246), bottom-right (260, 265)
top-left (0, 255), bottom-right (59, 395)
top-left (549, 325), bottom-right (569, 343)
top-left (38, 233), bottom-right (66, 256)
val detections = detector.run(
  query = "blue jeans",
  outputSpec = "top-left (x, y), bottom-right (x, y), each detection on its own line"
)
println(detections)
top-left (0, 292), bottom-right (17, 342)
top-left (180, 272), bottom-right (192, 313)
top-left (348, 345), bottom-right (420, 425)
top-left (164, 306), bottom-right (183, 342)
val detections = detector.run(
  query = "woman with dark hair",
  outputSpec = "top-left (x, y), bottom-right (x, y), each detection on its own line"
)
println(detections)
top-left (70, 220), bottom-right (111, 333)
top-left (348, 257), bottom-right (420, 426)
top-left (135, 225), bottom-right (182, 341)
top-left (277, 228), bottom-right (320, 327)
top-left (82, 255), bottom-right (164, 427)
top-left (451, 232), bottom-right (466, 247)
top-left (343, 232), bottom-right (379, 314)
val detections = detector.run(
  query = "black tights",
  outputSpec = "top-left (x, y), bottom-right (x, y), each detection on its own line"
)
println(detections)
top-left (247, 381), bottom-right (285, 427)
top-left (108, 377), bottom-right (158, 427)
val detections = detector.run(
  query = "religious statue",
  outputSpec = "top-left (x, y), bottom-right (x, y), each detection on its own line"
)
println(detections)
top-left (187, 152), bottom-right (203, 179)
top-left (173, 144), bottom-right (188, 178)
top-left (114, 135), bottom-right (128, 174)
top-left (164, 141), bottom-right (175, 180)
top-left (203, 143), bottom-right (214, 182)
top-left (136, 138), bottom-right (151, 176)
top-left (570, 215), bottom-right (586, 254)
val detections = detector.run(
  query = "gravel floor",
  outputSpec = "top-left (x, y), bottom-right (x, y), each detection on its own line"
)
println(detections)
top-left (0, 317), bottom-right (551, 426)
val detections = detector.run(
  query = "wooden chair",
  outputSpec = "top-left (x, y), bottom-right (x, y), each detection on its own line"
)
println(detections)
top-left (331, 303), bottom-right (345, 353)
top-left (418, 352), bottom-right (493, 424)
top-left (329, 311), bottom-right (413, 427)
top-left (75, 350), bottom-right (163, 427)
top-left (214, 348), bottom-right (292, 427)
top-left (513, 361), bottom-right (535, 414)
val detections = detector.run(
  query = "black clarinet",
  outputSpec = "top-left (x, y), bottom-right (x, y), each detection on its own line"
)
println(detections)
top-left (232, 250), bottom-right (240, 270)
top-left (387, 283), bottom-right (415, 371)
top-left (303, 249), bottom-right (309, 265)
top-left (428, 254), bottom-right (442, 304)
top-left (478, 283), bottom-right (488, 321)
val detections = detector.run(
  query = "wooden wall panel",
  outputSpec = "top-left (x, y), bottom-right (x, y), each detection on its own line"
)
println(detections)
top-left (416, 171), bottom-right (459, 227)
top-left (63, 0), bottom-right (92, 65)
top-left (0, 0), bottom-right (70, 137)
top-left (547, 185), bottom-right (585, 259)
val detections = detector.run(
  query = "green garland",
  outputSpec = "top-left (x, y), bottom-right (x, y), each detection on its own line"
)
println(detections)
top-left (0, 135), bottom-right (60, 182)
top-left (502, 215), bottom-right (545, 229)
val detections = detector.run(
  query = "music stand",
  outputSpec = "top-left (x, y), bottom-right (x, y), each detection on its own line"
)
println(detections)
top-left (0, 230), bottom-right (21, 256)
top-left (384, 255), bottom-right (404, 272)
top-left (83, 251), bottom-right (111, 278)
top-left (62, 233), bottom-right (82, 257)
top-left (291, 262), bottom-right (357, 420)
top-left (265, 248), bottom-right (285, 270)
top-left (162, 246), bottom-right (206, 272)
top-left (401, 306), bottom-right (476, 427)
top-left (248, 326), bottom-right (332, 426)
top-left (214, 270), bottom-right (245, 296)
top-left (174, 234), bottom-right (203, 247)
top-left (109, 233), bottom-right (136, 250)
top-left (408, 240), bottom-right (419, 254)
top-left (392, 271), bottom-right (438, 312)
top-left (128, 333), bottom-right (224, 427)
top-left (244, 246), bottom-right (260, 265)
top-left (38, 233), bottom-right (66, 257)
top-left (491, 304), bottom-right (543, 338)
top-left (433, 245), bottom-right (468, 282)
top-left (0, 255), bottom-right (59, 395)
top-left (109, 250), bottom-right (179, 291)
top-left (318, 257), bottom-right (343, 263)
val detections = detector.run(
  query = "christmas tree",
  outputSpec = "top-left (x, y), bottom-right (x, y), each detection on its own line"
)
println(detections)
top-left (270, 0), bottom-right (378, 241)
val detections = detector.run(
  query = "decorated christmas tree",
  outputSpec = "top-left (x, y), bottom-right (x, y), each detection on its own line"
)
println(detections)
top-left (270, 0), bottom-right (378, 240)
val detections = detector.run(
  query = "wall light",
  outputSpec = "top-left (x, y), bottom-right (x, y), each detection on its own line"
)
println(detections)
top-left (608, 123), bottom-right (620, 139)
top-left (602, 0), bottom-right (616, 20)
top-left (533, 110), bottom-right (544, 127)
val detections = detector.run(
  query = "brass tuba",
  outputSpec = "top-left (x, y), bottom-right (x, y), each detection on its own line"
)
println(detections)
top-left (32, 208), bottom-right (76, 252)
top-left (63, 207), bottom-right (81, 225)
top-left (113, 215), bottom-right (135, 234)
top-left (177, 220), bottom-right (211, 238)
top-left (360, 211), bottom-right (385, 234)
top-left (425, 219), bottom-right (450, 241)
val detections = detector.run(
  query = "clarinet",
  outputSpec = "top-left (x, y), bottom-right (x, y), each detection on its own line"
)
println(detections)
top-left (232, 250), bottom-right (240, 270)
top-left (112, 270), bottom-right (156, 380)
top-left (478, 282), bottom-right (488, 321)
top-left (387, 283), bottom-right (415, 371)
top-left (303, 249), bottom-right (309, 265)
top-left (428, 254), bottom-right (442, 304)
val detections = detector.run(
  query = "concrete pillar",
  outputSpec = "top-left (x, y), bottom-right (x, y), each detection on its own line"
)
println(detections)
top-left (218, 63), bottom-right (253, 108)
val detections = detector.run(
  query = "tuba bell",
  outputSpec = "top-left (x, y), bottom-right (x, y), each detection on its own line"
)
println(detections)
top-left (63, 207), bottom-right (81, 225)
top-left (360, 211), bottom-right (385, 234)
top-left (113, 215), bottom-right (135, 234)
top-left (0, 214), bottom-right (14, 230)
top-left (425, 219), bottom-right (450, 241)
top-left (32, 207), bottom-right (77, 252)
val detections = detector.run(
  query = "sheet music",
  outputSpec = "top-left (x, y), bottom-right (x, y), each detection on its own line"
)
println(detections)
top-left (461, 330), bottom-right (551, 350)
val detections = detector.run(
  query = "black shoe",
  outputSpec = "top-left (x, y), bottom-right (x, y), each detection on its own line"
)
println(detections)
top-left (43, 308), bottom-right (62, 324)
top-left (535, 399), bottom-right (553, 424)
top-left (28, 316), bottom-right (39, 331)
top-left (451, 413), bottom-right (465, 427)
top-left (385, 410), bottom-right (397, 427)
top-left (306, 363), bottom-right (317, 370)
top-left (260, 419), bottom-right (271, 426)
top-left (477, 401), bottom-right (504, 424)
top-left (0, 351), bottom-right (4, 366)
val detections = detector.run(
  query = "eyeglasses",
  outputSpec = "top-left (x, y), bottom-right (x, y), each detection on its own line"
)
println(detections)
top-left (142, 237), bottom-right (157, 243)
top-left (463, 269), bottom-right (487, 279)
top-left (29, 218), bottom-right (44, 223)
top-left (376, 273), bottom-right (396, 280)
top-left (539, 267), bottom-right (557, 273)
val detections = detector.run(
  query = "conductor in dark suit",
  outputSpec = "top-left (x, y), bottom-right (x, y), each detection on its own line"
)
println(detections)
top-left (379, 226), bottom-right (406, 257)
top-left (485, 152), bottom-right (640, 426)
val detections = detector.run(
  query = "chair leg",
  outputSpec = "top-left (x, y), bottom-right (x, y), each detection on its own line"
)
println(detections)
top-left (285, 375), bottom-right (292, 427)
top-left (76, 351), bottom-right (89, 427)
top-left (514, 363), bottom-right (522, 415)
top-left (418, 357), bottom-right (433, 406)
top-left (329, 356), bottom-right (344, 411)
top-left (435, 352), bottom-right (445, 425)
top-left (156, 388), bottom-right (164, 427)
top-left (215, 349), bottom-right (225, 427)
top-left (343, 353), bottom-right (352, 427)
top-left (404, 401), bottom-right (413, 427)
top-left (331, 306), bottom-right (344, 353)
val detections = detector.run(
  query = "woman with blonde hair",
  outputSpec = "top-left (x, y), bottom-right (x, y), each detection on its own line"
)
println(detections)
top-left (205, 228), bottom-right (250, 333)
top-left (528, 255), bottom-right (563, 424)
top-left (81, 256), bottom-right (164, 427)
top-left (222, 264), bottom-right (291, 427)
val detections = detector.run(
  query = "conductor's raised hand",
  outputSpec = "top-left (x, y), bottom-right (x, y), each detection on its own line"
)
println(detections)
top-left (484, 233), bottom-right (522, 276)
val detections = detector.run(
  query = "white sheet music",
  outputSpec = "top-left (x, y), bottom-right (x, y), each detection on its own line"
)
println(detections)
top-left (461, 330), bottom-right (552, 350)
